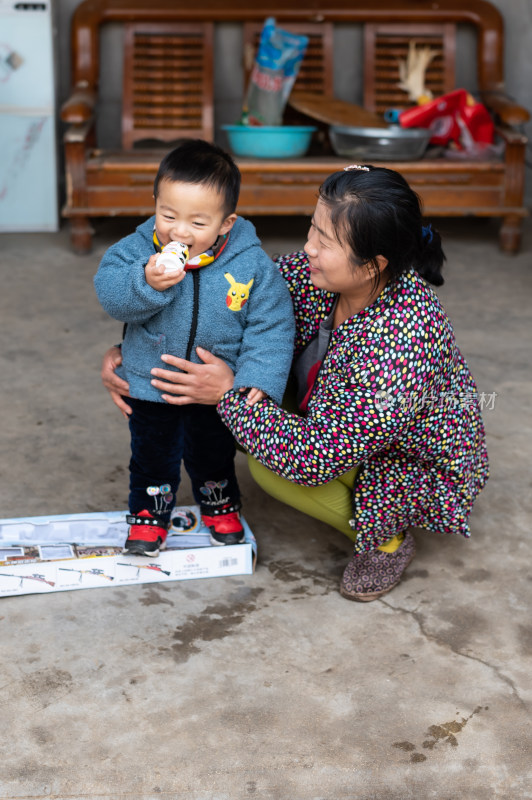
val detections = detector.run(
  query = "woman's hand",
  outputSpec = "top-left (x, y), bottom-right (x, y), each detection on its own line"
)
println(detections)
top-left (150, 347), bottom-right (235, 405)
top-left (101, 345), bottom-right (132, 418)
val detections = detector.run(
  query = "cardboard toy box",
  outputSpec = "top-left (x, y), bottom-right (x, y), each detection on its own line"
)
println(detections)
top-left (0, 505), bottom-right (256, 597)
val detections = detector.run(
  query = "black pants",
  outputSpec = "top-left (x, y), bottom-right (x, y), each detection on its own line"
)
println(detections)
top-left (127, 398), bottom-right (240, 523)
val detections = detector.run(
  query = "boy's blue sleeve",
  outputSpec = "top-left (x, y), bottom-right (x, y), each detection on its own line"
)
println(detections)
top-left (232, 254), bottom-right (295, 405)
top-left (94, 233), bottom-right (175, 323)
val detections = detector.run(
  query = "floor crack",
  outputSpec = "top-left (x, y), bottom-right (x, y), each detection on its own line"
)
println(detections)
top-left (380, 599), bottom-right (527, 709)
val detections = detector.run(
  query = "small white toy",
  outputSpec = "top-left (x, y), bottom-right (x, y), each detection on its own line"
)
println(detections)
top-left (156, 241), bottom-right (189, 273)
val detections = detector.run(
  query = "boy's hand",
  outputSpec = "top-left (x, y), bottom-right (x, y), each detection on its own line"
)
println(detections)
top-left (145, 253), bottom-right (186, 291)
top-left (242, 387), bottom-right (268, 406)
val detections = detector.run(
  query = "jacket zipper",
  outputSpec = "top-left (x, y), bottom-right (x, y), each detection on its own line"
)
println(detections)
top-left (185, 270), bottom-right (201, 361)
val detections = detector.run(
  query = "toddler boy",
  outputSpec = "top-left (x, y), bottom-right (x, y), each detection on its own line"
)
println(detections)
top-left (94, 139), bottom-right (295, 554)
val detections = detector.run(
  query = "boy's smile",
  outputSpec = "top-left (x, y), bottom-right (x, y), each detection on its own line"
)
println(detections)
top-left (154, 179), bottom-right (237, 261)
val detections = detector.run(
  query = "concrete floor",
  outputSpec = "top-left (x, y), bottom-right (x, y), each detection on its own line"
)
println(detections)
top-left (0, 214), bottom-right (530, 799)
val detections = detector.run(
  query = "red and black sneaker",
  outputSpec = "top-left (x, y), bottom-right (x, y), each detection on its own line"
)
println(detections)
top-left (202, 504), bottom-right (245, 546)
top-left (123, 510), bottom-right (169, 557)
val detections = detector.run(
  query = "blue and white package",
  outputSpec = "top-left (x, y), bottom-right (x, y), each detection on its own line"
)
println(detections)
top-left (244, 18), bottom-right (308, 125)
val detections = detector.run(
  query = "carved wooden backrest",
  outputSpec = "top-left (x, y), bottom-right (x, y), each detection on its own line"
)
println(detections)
top-left (242, 21), bottom-right (334, 97)
top-left (363, 23), bottom-right (457, 113)
top-left (122, 22), bottom-right (214, 148)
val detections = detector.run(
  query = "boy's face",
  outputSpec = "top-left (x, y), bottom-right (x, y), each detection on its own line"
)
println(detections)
top-left (154, 179), bottom-right (237, 260)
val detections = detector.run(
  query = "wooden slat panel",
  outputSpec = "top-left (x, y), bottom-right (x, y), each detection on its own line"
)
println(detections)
top-left (122, 22), bottom-right (214, 148)
top-left (364, 23), bottom-right (456, 114)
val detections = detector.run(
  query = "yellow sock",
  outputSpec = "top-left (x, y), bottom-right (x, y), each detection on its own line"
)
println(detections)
top-left (377, 531), bottom-right (405, 553)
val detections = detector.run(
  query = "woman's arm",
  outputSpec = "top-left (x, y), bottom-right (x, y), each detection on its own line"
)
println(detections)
top-left (217, 370), bottom-right (414, 486)
top-left (218, 306), bottom-right (443, 485)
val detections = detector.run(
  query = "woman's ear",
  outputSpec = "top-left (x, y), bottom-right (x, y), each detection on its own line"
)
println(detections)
top-left (375, 254), bottom-right (389, 273)
top-left (220, 213), bottom-right (238, 236)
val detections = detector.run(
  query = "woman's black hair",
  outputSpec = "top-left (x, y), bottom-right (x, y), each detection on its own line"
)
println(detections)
top-left (154, 138), bottom-right (241, 217)
top-left (318, 166), bottom-right (445, 287)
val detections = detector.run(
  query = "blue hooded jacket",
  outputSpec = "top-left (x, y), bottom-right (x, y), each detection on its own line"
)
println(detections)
top-left (94, 215), bottom-right (295, 404)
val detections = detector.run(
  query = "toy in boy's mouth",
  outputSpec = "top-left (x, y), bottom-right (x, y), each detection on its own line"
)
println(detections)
top-left (156, 241), bottom-right (189, 273)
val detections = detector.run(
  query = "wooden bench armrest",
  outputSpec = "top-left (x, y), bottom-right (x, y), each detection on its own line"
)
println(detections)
top-left (494, 121), bottom-right (528, 146)
top-left (480, 90), bottom-right (530, 126)
top-left (63, 120), bottom-right (94, 145)
top-left (61, 85), bottom-right (97, 124)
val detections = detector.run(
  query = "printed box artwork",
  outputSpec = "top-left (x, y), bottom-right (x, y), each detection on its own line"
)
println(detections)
top-left (0, 506), bottom-right (256, 597)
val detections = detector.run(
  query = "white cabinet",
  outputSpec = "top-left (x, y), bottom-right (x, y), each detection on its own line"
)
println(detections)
top-left (0, 0), bottom-right (58, 231)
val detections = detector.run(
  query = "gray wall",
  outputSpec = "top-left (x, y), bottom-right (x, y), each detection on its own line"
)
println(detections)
top-left (53, 0), bottom-right (532, 202)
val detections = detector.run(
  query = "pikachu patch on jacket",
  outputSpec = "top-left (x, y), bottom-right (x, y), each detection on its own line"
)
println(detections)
top-left (224, 272), bottom-right (254, 311)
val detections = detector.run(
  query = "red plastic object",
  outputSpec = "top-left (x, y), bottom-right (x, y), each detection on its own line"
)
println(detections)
top-left (461, 102), bottom-right (494, 144)
top-left (399, 89), bottom-right (494, 149)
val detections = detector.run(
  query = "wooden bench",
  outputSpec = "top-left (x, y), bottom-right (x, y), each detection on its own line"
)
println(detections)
top-left (61, 0), bottom-right (529, 254)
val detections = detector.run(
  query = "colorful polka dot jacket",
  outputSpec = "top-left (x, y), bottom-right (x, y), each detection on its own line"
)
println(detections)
top-left (218, 251), bottom-right (489, 553)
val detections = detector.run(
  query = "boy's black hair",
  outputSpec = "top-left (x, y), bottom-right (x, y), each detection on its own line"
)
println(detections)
top-left (319, 166), bottom-right (445, 287)
top-left (154, 139), bottom-right (241, 217)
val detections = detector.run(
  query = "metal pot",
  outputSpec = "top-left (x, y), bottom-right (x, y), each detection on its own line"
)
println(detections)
top-left (329, 124), bottom-right (431, 161)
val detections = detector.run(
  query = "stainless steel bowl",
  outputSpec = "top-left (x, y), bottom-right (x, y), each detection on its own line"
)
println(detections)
top-left (329, 124), bottom-right (431, 161)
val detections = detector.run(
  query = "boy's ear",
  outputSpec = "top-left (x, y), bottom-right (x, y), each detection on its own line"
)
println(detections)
top-left (220, 213), bottom-right (237, 235)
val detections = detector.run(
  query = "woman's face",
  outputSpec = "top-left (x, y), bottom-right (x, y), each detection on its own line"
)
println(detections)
top-left (304, 199), bottom-right (386, 300)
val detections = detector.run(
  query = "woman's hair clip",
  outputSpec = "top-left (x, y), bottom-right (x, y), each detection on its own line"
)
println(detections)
top-left (422, 223), bottom-right (434, 244)
top-left (343, 164), bottom-right (370, 172)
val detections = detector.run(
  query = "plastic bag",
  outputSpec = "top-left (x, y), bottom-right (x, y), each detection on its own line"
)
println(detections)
top-left (398, 89), bottom-right (495, 150)
top-left (243, 18), bottom-right (308, 126)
